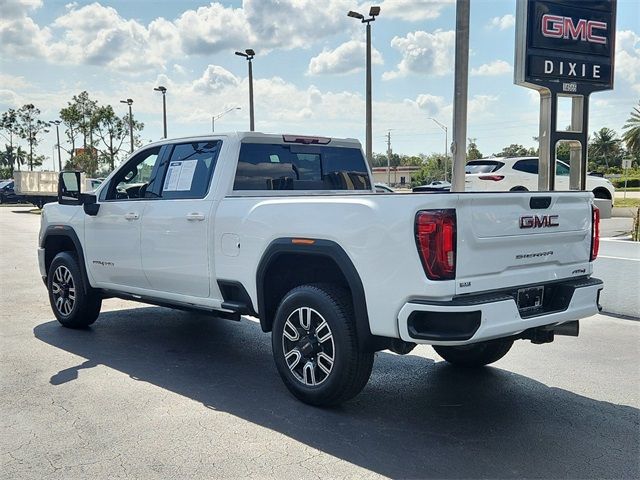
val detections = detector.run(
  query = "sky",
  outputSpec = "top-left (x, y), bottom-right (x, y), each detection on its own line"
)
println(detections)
top-left (0, 0), bottom-right (639, 171)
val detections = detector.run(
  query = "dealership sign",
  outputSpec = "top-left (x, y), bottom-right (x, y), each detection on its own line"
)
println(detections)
top-left (515, 0), bottom-right (616, 93)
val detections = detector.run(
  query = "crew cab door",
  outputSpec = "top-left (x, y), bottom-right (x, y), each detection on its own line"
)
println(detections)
top-left (85, 146), bottom-right (164, 289)
top-left (140, 140), bottom-right (222, 298)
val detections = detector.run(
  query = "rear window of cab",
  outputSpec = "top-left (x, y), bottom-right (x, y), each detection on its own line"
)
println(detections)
top-left (234, 143), bottom-right (371, 191)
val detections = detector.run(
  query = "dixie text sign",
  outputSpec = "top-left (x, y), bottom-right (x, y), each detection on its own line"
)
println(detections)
top-left (515, 0), bottom-right (616, 93)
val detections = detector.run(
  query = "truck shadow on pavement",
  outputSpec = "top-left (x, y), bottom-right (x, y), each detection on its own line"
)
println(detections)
top-left (34, 306), bottom-right (639, 479)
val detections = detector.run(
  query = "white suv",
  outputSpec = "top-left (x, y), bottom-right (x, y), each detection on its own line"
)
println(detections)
top-left (465, 157), bottom-right (615, 201)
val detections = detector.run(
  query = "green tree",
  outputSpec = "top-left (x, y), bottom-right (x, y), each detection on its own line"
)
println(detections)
top-left (94, 105), bottom-right (128, 170)
top-left (15, 104), bottom-right (48, 170)
top-left (411, 154), bottom-right (446, 187)
top-left (589, 127), bottom-right (622, 168)
top-left (494, 144), bottom-right (530, 157)
top-left (622, 102), bottom-right (640, 157)
top-left (0, 145), bottom-right (27, 173)
top-left (64, 151), bottom-right (98, 176)
top-left (467, 138), bottom-right (482, 160)
top-left (59, 103), bottom-right (83, 162)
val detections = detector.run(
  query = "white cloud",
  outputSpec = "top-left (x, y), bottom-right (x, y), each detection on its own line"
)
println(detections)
top-left (245, 0), bottom-right (352, 50)
top-left (376, 0), bottom-right (454, 21)
top-left (471, 60), bottom-right (512, 76)
top-left (414, 94), bottom-right (447, 116)
top-left (307, 40), bottom-right (383, 75)
top-left (192, 65), bottom-right (240, 93)
top-left (40, 3), bottom-right (181, 70)
top-left (469, 95), bottom-right (499, 114)
top-left (174, 3), bottom-right (247, 56)
top-left (489, 14), bottom-right (515, 30)
top-left (0, 0), bottom-right (50, 57)
top-left (0, 73), bottom-right (31, 89)
top-left (383, 30), bottom-right (455, 80)
top-left (615, 30), bottom-right (640, 87)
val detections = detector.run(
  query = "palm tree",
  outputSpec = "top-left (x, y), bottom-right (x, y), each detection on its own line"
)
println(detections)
top-left (622, 102), bottom-right (640, 156)
top-left (589, 127), bottom-right (620, 168)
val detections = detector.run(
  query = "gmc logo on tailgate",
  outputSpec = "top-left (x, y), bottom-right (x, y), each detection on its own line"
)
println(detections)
top-left (520, 215), bottom-right (560, 229)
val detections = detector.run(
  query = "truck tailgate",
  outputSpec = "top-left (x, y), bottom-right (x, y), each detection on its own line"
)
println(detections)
top-left (454, 192), bottom-right (593, 295)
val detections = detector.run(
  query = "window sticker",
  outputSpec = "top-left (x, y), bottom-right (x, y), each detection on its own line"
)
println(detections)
top-left (163, 160), bottom-right (198, 191)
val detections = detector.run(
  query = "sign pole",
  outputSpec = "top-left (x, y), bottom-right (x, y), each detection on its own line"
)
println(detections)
top-left (514, 0), bottom-right (616, 193)
top-left (451, 0), bottom-right (470, 193)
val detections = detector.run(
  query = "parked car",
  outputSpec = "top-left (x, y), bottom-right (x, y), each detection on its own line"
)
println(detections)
top-left (374, 183), bottom-right (394, 193)
top-left (464, 157), bottom-right (615, 201)
top-left (412, 180), bottom-right (451, 192)
top-left (39, 132), bottom-right (602, 406)
top-left (0, 180), bottom-right (22, 204)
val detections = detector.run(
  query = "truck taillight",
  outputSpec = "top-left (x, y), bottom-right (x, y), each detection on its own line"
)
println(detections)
top-left (590, 205), bottom-right (600, 261)
top-left (415, 209), bottom-right (456, 280)
top-left (478, 175), bottom-right (504, 181)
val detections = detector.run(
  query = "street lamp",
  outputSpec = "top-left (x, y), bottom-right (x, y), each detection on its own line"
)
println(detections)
top-left (153, 86), bottom-right (167, 138)
top-left (212, 107), bottom-right (241, 132)
top-left (235, 48), bottom-right (256, 131)
top-left (119, 98), bottom-right (134, 153)
top-left (348, 6), bottom-right (380, 164)
top-left (428, 117), bottom-right (449, 182)
top-left (49, 120), bottom-right (62, 171)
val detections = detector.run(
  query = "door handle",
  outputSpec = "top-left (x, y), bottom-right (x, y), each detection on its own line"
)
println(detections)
top-left (124, 212), bottom-right (139, 221)
top-left (186, 213), bottom-right (205, 221)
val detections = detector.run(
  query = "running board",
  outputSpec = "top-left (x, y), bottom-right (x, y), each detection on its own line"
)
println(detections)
top-left (100, 289), bottom-right (241, 321)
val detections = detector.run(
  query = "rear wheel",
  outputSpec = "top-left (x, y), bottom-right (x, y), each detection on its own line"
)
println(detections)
top-left (592, 188), bottom-right (611, 200)
top-left (271, 284), bottom-right (374, 406)
top-left (433, 338), bottom-right (513, 367)
top-left (47, 252), bottom-right (102, 328)
top-left (510, 186), bottom-right (528, 192)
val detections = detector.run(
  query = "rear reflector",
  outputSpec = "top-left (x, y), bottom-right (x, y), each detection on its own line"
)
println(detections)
top-left (415, 209), bottom-right (456, 280)
top-left (479, 175), bottom-right (504, 181)
top-left (590, 205), bottom-right (600, 261)
top-left (282, 135), bottom-right (331, 145)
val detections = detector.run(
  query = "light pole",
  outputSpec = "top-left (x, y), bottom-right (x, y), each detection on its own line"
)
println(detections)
top-left (50, 120), bottom-right (62, 171)
top-left (212, 107), bottom-right (241, 132)
top-left (235, 49), bottom-right (256, 131)
top-left (120, 98), bottom-right (134, 153)
top-left (348, 6), bottom-right (380, 165)
top-left (428, 117), bottom-right (449, 182)
top-left (154, 86), bottom-right (167, 138)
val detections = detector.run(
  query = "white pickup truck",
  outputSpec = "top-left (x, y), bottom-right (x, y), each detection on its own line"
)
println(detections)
top-left (39, 132), bottom-right (603, 406)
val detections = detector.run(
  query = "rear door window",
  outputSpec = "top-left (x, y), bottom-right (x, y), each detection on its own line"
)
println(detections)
top-left (465, 161), bottom-right (504, 174)
top-left (234, 143), bottom-right (371, 191)
top-left (159, 141), bottom-right (221, 199)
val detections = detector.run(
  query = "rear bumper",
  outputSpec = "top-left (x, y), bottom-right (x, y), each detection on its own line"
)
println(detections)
top-left (398, 277), bottom-right (603, 346)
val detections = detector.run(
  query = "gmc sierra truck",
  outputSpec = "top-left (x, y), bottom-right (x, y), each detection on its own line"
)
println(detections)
top-left (39, 132), bottom-right (603, 406)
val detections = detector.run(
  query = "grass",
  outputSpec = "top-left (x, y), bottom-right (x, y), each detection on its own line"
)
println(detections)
top-left (614, 198), bottom-right (640, 208)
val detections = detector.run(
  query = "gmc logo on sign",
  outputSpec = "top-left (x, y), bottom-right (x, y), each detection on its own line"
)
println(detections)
top-left (520, 215), bottom-right (560, 229)
top-left (541, 14), bottom-right (607, 45)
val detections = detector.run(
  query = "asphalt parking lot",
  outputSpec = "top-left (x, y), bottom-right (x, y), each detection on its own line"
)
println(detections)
top-left (1, 206), bottom-right (639, 479)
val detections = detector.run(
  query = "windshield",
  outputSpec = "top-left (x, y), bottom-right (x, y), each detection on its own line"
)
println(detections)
top-left (465, 161), bottom-right (504, 174)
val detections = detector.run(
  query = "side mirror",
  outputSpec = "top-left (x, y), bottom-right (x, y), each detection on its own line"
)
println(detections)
top-left (58, 171), bottom-right (82, 205)
top-left (82, 193), bottom-right (100, 216)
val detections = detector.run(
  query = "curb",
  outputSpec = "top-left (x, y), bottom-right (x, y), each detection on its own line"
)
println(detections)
top-left (611, 207), bottom-right (636, 218)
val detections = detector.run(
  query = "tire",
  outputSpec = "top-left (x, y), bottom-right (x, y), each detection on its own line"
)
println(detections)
top-left (47, 252), bottom-right (102, 328)
top-left (271, 284), bottom-right (374, 406)
top-left (592, 188), bottom-right (611, 200)
top-left (433, 338), bottom-right (514, 367)
top-left (510, 186), bottom-right (528, 192)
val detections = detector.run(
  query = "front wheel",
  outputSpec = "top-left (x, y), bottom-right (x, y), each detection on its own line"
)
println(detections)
top-left (272, 284), bottom-right (374, 406)
top-left (433, 338), bottom-right (513, 367)
top-left (48, 252), bottom-right (102, 328)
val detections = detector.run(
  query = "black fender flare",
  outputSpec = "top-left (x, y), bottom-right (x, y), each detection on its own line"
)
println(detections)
top-left (41, 225), bottom-right (92, 294)
top-left (256, 238), bottom-right (374, 347)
